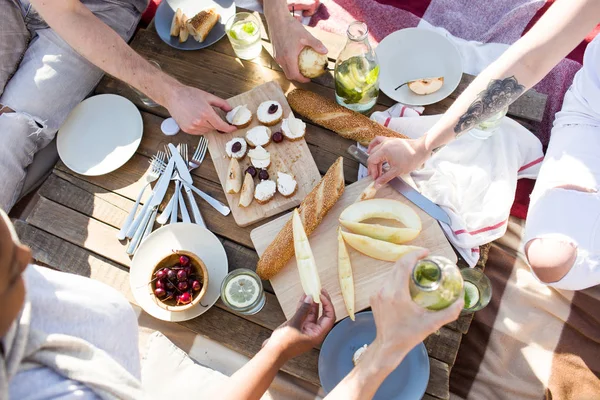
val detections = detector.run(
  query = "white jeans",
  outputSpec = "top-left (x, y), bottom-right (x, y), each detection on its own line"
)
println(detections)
top-left (524, 36), bottom-right (600, 290)
top-left (0, 0), bottom-right (142, 211)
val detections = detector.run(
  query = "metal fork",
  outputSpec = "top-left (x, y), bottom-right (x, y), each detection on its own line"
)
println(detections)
top-left (117, 151), bottom-right (165, 240)
top-left (189, 136), bottom-right (208, 170)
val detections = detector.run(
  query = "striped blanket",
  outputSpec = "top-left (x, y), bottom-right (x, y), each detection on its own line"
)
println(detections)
top-left (450, 217), bottom-right (600, 399)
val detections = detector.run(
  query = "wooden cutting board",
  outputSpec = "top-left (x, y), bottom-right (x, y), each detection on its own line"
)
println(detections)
top-left (251, 177), bottom-right (456, 322)
top-left (208, 81), bottom-right (321, 227)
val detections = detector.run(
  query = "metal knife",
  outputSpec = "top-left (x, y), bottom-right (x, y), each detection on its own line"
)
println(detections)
top-left (167, 143), bottom-right (206, 228)
top-left (127, 156), bottom-right (175, 254)
top-left (347, 145), bottom-right (451, 226)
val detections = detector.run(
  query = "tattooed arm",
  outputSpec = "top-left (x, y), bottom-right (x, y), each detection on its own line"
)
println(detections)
top-left (367, 0), bottom-right (600, 186)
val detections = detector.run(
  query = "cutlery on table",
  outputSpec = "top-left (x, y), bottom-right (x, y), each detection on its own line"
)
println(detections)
top-left (168, 143), bottom-right (206, 227)
top-left (127, 156), bottom-right (175, 255)
top-left (117, 151), bottom-right (165, 240)
top-left (178, 186), bottom-right (191, 223)
top-left (346, 145), bottom-right (451, 225)
top-left (189, 137), bottom-right (208, 171)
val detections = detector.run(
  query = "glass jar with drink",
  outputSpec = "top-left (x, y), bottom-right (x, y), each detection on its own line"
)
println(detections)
top-left (225, 12), bottom-right (262, 60)
top-left (409, 256), bottom-right (464, 311)
top-left (334, 21), bottom-right (380, 113)
top-left (220, 268), bottom-right (266, 315)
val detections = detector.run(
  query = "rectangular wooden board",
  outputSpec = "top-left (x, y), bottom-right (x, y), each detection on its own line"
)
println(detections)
top-left (208, 81), bottom-right (321, 227)
top-left (251, 177), bottom-right (457, 322)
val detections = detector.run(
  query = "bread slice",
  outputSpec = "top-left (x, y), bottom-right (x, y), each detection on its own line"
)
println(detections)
top-left (256, 157), bottom-right (345, 279)
top-left (179, 13), bottom-right (190, 42)
top-left (170, 8), bottom-right (183, 36)
top-left (287, 89), bottom-right (408, 145)
top-left (187, 9), bottom-right (219, 43)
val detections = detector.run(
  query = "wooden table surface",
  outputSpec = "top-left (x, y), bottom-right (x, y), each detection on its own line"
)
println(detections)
top-left (15, 10), bottom-right (547, 400)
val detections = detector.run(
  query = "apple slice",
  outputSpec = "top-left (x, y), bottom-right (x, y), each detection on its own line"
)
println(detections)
top-left (341, 231), bottom-right (424, 262)
top-left (337, 228), bottom-right (355, 321)
top-left (407, 77), bottom-right (444, 95)
top-left (356, 181), bottom-right (377, 202)
top-left (225, 158), bottom-right (242, 194)
top-left (292, 208), bottom-right (322, 303)
top-left (238, 172), bottom-right (254, 207)
top-left (339, 199), bottom-right (421, 243)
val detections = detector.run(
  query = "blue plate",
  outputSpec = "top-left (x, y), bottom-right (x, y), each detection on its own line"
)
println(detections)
top-left (155, 0), bottom-right (236, 51)
top-left (319, 312), bottom-right (430, 399)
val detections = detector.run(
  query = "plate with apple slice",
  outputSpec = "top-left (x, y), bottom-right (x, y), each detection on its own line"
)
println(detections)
top-left (251, 177), bottom-right (456, 322)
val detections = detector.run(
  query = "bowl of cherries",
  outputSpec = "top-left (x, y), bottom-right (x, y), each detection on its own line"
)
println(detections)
top-left (149, 250), bottom-right (209, 312)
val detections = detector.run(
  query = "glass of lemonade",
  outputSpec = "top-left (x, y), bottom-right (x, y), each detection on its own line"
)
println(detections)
top-left (225, 12), bottom-right (262, 60)
top-left (409, 256), bottom-right (464, 311)
top-left (220, 269), bottom-right (266, 315)
top-left (460, 268), bottom-right (492, 313)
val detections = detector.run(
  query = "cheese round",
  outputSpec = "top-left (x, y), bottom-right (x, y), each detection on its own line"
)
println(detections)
top-left (257, 101), bottom-right (283, 125)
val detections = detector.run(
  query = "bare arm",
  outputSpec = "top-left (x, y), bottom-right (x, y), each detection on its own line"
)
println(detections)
top-left (368, 0), bottom-right (600, 184)
top-left (29, 0), bottom-right (235, 134)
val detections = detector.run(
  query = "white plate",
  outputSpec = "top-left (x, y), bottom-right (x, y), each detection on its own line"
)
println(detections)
top-left (376, 28), bottom-right (463, 106)
top-left (155, 0), bottom-right (236, 51)
top-left (57, 94), bottom-right (142, 176)
top-left (129, 223), bottom-right (229, 322)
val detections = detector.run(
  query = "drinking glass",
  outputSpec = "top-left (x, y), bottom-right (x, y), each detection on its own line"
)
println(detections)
top-left (460, 268), bottom-right (492, 313)
top-left (225, 12), bottom-right (262, 60)
top-left (220, 268), bottom-right (266, 315)
top-left (470, 106), bottom-right (509, 138)
top-left (130, 60), bottom-right (161, 108)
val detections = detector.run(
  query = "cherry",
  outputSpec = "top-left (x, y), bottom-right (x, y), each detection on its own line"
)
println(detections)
top-left (245, 166), bottom-right (257, 178)
top-left (192, 280), bottom-right (201, 291)
top-left (268, 104), bottom-right (279, 114)
top-left (166, 269), bottom-right (176, 281)
top-left (156, 279), bottom-right (165, 289)
top-left (272, 131), bottom-right (284, 143)
top-left (154, 288), bottom-right (166, 298)
top-left (165, 290), bottom-right (175, 300)
top-left (231, 141), bottom-right (242, 153)
top-left (166, 281), bottom-right (175, 290)
top-left (179, 255), bottom-right (190, 266)
top-left (155, 268), bottom-right (168, 280)
top-left (184, 266), bottom-right (192, 276)
top-left (258, 169), bottom-right (269, 181)
top-left (177, 270), bottom-right (187, 282)
top-left (178, 281), bottom-right (189, 291)
top-left (177, 292), bottom-right (192, 305)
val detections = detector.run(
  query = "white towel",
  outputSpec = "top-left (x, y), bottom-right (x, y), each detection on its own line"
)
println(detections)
top-left (360, 105), bottom-right (544, 266)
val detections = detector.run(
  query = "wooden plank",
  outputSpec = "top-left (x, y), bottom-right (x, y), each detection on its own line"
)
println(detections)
top-left (252, 178), bottom-right (456, 323)
top-left (207, 81), bottom-right (321, 227)
top-left (426, 357), bottom-right (451, 400)
top-left (423, 328), bottom-right (462, 367)
top-left (447, 313), bottom-right (474, 335)
top-left (13, 221), bottom-right (135, 303)
top-left (26, 196), bottom-right (132, 267)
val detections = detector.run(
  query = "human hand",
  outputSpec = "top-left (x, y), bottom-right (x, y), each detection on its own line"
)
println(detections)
top-left (165, 84), bottom-right (236, 135)
top-left (287, 0), bottom-right (320, 17)
top-left (263, 290), bottom-right (336, 360)
top-left (269, 15), bottom-right (327, 83)
top-left (370, 250), bottom-right (463, 366)
top-left (367, 136), bottom-right (430, 189)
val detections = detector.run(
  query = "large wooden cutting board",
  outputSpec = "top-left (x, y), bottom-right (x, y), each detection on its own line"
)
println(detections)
top-left (209, 81), bottom-right (321, 227)
top-left (251, 177), bottom-right (456, 322)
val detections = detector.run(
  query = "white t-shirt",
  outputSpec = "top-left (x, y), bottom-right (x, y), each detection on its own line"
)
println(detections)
top-left (6, 266), bottom-right (141, 399)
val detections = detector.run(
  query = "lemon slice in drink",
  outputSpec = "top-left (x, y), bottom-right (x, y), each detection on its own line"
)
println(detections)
top-left (463, 281), bottom-right (480, 309)
top-left (225, 275), bottom-right (260, 308)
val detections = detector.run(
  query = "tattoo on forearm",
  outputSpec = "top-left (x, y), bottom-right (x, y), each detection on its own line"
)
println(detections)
top-left (454, 76), bottom-right (525, 134)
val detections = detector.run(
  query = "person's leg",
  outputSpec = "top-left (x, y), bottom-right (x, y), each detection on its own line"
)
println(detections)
top-left (0, 0), bottom-right (30, 96)
top-left (0, 1), bottom-right (141, 212)
top-left (524, 123), bottom-right (600, 290)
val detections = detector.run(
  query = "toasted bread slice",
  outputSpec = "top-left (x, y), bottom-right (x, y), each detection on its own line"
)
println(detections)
top-left (170, 8), bottom-right (183, 37)
top-left (187, 9), bottom-right (219, 43)
top-left (179, 13), bottom-right (190, 42)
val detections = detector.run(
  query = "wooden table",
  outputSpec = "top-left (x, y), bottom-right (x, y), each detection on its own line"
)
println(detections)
top-left (14, 11), bottom-right (547, 400)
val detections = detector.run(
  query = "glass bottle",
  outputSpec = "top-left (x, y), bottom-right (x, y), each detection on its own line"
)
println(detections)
top-left (409, 256), bottom-right (463, 311)
top-left (334, 21), bottom-right (380, 113)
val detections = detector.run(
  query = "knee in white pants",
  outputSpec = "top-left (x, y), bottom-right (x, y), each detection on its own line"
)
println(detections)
top-left (524, 187), bottom-right (600, 291)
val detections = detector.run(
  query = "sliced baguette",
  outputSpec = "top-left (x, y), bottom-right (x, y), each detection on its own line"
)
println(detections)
top-left (256, 157), bottom-right (345, 280)
top-left (179, 13), bottom-right (190, 42)
top-left (187, 9), bottom-right (219, 43)
top-left (170, 8), bottom-right (183, 36)
top-left (287, 89), bottom-right (408, 145)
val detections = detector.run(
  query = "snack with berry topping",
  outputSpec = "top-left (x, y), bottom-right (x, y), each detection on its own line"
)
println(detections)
top-left (257, 100), bottom-right (283, 126)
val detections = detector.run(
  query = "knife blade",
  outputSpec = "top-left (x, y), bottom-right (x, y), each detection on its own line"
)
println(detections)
top-left (167, 144), bottom-right (205, 227)
top-left (347, 145), bottom-right (451, 226)
top-left (127, 156), bottom-right (175, 254)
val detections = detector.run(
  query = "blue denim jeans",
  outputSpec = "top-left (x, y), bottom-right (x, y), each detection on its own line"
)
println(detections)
top-left (0, 0), bottom-right (143, 211)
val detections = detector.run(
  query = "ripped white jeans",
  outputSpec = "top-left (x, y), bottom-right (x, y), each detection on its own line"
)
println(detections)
top-left (0, 0), bottom-right (141, 211)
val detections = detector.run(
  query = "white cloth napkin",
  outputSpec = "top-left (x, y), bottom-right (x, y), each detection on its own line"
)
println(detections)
top-left (360, 104), bottom-right (544, 266)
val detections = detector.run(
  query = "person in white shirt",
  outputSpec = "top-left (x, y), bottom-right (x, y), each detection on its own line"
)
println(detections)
top-left (367, 0), bottom-right (600, 290)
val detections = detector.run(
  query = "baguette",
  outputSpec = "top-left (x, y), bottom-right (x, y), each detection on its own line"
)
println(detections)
top-left (187, 9), bottom-right (219, 43)
top-left (287, 89), bottom-right (408, 145)
top-left (179, 13), bottom-right (189, 42)
top-left (257, 157), bottom-right (345, 280)
top-left (170, 8), bottom-right (183, 37)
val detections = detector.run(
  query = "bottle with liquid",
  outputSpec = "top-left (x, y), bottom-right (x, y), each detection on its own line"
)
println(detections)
top-left (334, 21), bottom-right (380, 113)
top-left (409, 256), bottom-right (463, 311)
